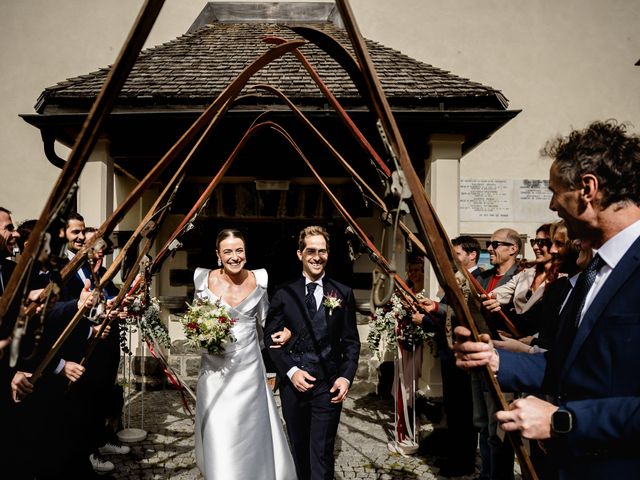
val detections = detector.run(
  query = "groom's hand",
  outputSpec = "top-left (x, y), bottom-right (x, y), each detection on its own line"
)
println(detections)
top-left (291, 370), bottom-right (316, 392)
top-left (330, 377), bottom-right (350, 403)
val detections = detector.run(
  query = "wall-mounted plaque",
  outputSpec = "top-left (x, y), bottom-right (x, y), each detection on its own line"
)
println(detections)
top-left (460, 179), bottom-right (556, 223)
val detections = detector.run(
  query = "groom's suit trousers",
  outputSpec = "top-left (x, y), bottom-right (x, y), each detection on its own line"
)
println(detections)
top-left (280, 379), bottom-right (342, 480)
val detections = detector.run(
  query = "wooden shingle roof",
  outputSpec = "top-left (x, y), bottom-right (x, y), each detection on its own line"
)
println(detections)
top-left (36, 22), bottom-right (508, 113)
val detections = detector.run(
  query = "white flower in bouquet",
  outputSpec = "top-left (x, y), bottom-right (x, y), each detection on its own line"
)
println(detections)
top-left (182, 297), bottom-right (237, 354)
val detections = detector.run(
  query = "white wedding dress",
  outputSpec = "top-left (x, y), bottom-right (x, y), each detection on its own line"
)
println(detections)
top-left (193, 268), bottom-right (297, 480)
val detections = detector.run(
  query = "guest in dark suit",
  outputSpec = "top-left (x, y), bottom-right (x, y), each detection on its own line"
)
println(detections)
top-left (1, 209), bottom-right (106, 478)
top-left (455, 120), bottom-right (640, 480)
top-left (58, 214), bottom-right (127, 474)
top-left (411, 236), bottom-right (483, 477)
top-left (265, 226), bottom-right (360, 480)
top-left (10, 295), bottom-right (97, 480)
top-left (0, 206), bottom-right (20, 261)
top-left (0, 207), bottom-right (22, 475)
top-left (0, 206), bottom-right (20, 342)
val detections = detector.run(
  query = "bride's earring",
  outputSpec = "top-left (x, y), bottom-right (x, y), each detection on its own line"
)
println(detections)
top-left (217, 257), bottom-right (222, 267)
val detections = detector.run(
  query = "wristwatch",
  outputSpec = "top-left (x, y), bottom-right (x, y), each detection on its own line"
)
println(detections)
top-left (551, 407), bottom-right (573, 435)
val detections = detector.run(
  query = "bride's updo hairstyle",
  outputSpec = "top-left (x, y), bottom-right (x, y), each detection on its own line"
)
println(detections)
top-left (216, 229), bottom-right (246, 251)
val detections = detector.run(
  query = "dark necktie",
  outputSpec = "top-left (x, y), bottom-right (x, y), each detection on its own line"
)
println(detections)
top-left (553, 254), bottom-right (606, 383)
top-left (569, 254), bottom-right (605, 329)
top-left (306, 283), bottom-right (318, 318)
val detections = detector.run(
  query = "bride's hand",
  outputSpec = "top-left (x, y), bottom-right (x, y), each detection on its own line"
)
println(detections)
top-left (270, 327), bottom-right (292, 348)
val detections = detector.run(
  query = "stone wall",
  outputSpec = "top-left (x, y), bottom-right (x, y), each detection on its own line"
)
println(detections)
top-left (168, 339), bottom-right (201, 390)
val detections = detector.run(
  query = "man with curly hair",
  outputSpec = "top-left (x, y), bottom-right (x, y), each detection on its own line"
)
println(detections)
top-left (454, 120), bottom-right (640, 479)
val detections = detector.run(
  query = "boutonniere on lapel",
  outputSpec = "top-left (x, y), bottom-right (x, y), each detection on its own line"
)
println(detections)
top-left (323, 291), bottom-right (343, 316)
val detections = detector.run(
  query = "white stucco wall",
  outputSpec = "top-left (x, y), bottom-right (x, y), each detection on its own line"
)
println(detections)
top-left (1, 0), bottom-right (638, 237)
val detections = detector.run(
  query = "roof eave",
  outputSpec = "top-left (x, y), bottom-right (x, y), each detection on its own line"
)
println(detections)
top-left (21, 106), bottom-right (520, 156)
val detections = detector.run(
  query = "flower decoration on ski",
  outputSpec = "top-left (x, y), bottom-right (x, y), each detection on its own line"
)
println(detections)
top-left (322, 291), bottom-right (343, 316)
top-left (120, 296), bottom-right (171, 355)
top-left (181, 298), bottom-right (237, 354)
top-left (368, 293), bottom-right (436, 356)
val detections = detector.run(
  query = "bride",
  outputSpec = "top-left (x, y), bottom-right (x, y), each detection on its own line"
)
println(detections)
top-left (193, 229), bottom-right (297, 479)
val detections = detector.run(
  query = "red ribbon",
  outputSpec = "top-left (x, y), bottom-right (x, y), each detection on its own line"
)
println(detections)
top-left (145, 340), bottom-right (193, 415)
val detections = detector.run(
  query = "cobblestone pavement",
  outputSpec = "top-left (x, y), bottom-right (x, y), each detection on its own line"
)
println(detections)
top-left (111, 381), bottom-right (522, 479)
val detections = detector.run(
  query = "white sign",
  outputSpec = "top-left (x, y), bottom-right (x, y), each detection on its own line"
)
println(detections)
top-left (460, 179), bottom-right (556, 223)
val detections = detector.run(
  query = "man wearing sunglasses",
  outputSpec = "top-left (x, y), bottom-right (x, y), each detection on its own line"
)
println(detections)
top-left (480, 229), bottom-right (522, 294)
top-left (471, 228), bottom-right (522, 480)
top-left (483, 224), bottom-right (554, 319)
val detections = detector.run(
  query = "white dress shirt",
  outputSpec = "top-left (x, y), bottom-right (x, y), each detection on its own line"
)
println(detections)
top-left (578, 218), bottom-right (640, 326)
top-left (304, 274), bottom-right (325, 310)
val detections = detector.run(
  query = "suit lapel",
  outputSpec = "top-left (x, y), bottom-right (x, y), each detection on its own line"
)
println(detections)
top-left (321, 277), bottom-right (338, 321)
top-left (527, 271), bottom-right (546, 305)
top-left (77, 261), bottom-right (92, 288)
top-left (294, 276), bottom-right (308, 317)
top-left (478, 264), bottom-right (517, 290)
top-left (497, 264), bottom-right (518, 287)
top-left (560, 236), bottom-right (640, 380)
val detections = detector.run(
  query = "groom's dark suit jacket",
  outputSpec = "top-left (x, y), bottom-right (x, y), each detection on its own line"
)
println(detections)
top-left (265, 275), bottom-right (360, 385)
top-left (499, 235), bottom-right (640, 479)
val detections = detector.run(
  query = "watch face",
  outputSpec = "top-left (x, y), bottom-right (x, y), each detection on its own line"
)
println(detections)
top-left (552, 409), bottom-right (572, 434)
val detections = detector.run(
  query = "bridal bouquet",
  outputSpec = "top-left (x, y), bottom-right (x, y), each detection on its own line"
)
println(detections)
top-left (368, 293), bottom-right (436, 357)
top-left (181, 298), bottom-right (237, 354)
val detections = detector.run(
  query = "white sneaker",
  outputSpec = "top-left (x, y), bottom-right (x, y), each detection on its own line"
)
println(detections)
top-left (89, 454), bottom-right (115, 473)
top-left (99, 441), bottom-right (131, 455)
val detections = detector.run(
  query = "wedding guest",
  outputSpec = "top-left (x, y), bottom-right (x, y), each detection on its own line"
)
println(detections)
top-left (57, 212), bottom-right (124, 475)
top-left (0, 206), bottom-right (20, 260)
top-left (16, 218), bottom-right (36, 254)
top-left (9, 284), bottom-right (100, 479)
top-left (406, 254), bottom-right (425, 294)
top-left (472, 228), bottom-right (522, 480)
top-left (491, 221), bottom-right (575, 480)
top-left (412, 236), bottom-right (482, 477)
top-left (483, 224), bottom-right (554, 322)
top-left (15, 218), bottom-right (49, 286)
top-left (454, 120), bottom-right (640, 479)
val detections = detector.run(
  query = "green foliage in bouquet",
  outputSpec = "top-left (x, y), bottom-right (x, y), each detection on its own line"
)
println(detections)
top-left (181, 297), bottom-right (237, 354)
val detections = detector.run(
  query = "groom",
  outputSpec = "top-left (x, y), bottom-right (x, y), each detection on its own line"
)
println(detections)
top-left (265, 226), bottom-right (360, 480)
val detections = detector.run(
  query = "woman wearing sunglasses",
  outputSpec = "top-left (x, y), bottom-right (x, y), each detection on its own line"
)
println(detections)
top-left (483, 223), bottom-right (554, 319)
